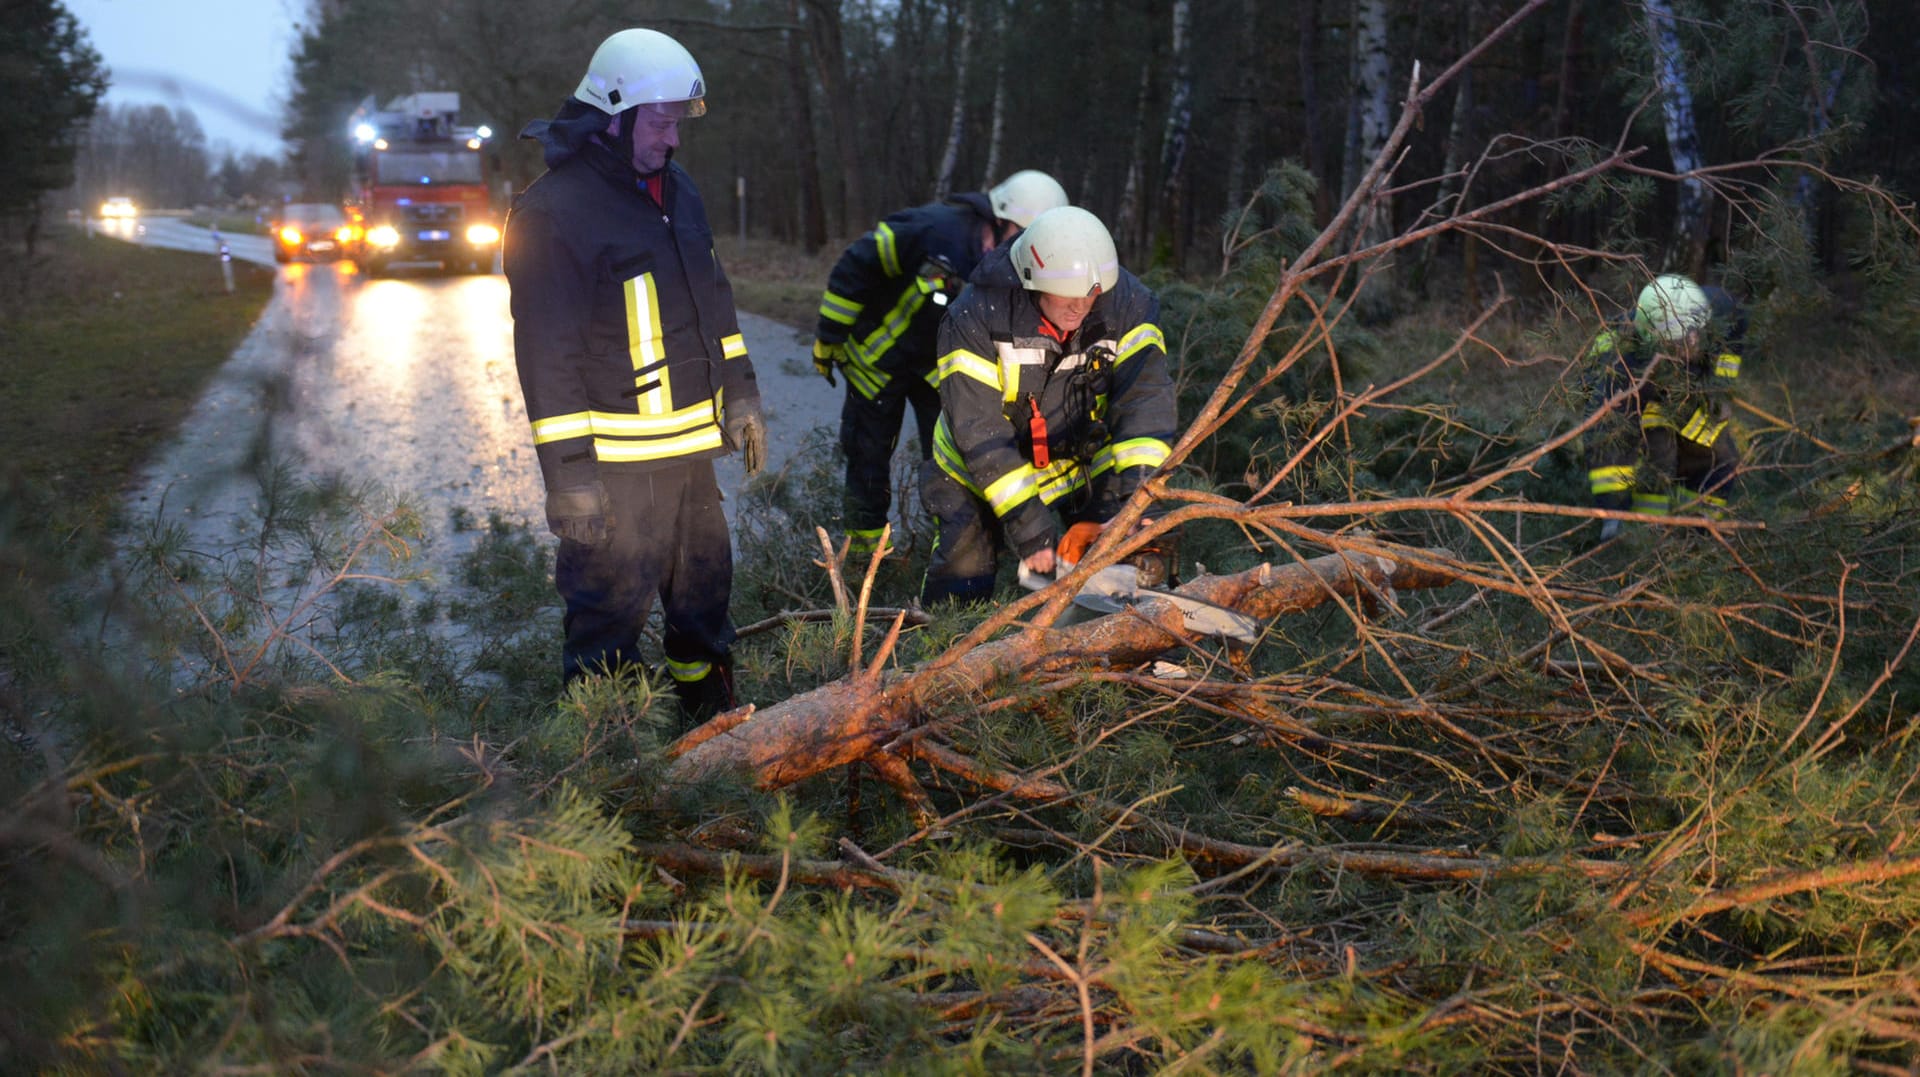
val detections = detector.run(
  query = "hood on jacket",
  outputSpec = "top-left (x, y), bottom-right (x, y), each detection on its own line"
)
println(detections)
top-left (520, 98), bottom-right (617, 170)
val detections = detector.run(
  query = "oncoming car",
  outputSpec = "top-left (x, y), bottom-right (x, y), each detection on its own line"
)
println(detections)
top-left (270, 203), bottom-right (358, 264)
top-left (99, 196), bottom-right (137, 219)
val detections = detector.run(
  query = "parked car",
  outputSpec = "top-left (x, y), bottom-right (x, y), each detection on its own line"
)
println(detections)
top-left (270, 203), bottom-right (356, 264)
top-left (99, 196), bottom-right (137, 219)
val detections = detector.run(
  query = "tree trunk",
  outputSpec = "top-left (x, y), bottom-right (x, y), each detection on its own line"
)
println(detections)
top-left (1641, 0), bottom-right (1709, 274)
top-left (667, 548), bottom-right (1460, 791)
top-left (932, 0), bottom-right (973, 201)
top-left (1154, 0), bottom-right (1194, 268)
top-left (785, 0), bottom-right (827, 253)
top-left (1113, 60), bottom-right (1154, 261)
top-left (1299, 0), bottom-right (1332, 223)
top-left (803, 0), bottom-right (864, 234)
top-left (979, 0), bottom-right (1008, 187)
top-left (1224, 0), bottom-right (1259, 213)
top-left (1419, 0), bottom-right (1478, 300)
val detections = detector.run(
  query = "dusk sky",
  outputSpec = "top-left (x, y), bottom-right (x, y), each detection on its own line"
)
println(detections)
top-left (66, 0), bottom-right (302, 158)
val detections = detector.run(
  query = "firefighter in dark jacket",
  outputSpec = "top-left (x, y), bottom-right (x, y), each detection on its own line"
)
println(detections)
top-left (812, 170), bottom-right (1068, 556)
top-left (504, 28), bottom-right (766, 722)
top-left (921, 206), bottom-right (1177, 605)
top-left (1584, 273), bottom-right (1745, 539)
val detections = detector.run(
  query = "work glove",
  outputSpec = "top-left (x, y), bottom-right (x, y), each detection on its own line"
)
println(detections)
top-left (724, 404), bottom-right (768, 477)
top-left (812, 339), bottom-right (842, 387)
top-left (545, 481), bottom-right (612, 546)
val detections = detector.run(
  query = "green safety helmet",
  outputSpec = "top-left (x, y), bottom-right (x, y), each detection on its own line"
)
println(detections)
top-left (1634, 274), bottom-right (1710, 344)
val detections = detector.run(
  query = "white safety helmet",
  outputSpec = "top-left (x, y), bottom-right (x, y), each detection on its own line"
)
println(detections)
top-left (1008, 206), bottom-right (1120, 298)
top-left (987, 170), bottom-right (1068, 228)
top-left (1634, 274), bottom-right (1710, 344)
top-left (574, 28), bottom-right (707, 119)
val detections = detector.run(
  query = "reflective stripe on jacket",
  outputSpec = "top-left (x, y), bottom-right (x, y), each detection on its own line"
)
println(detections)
top-left (933, 244), bottom-right (1176, 555)
top-left (505, 139), bottom-right (757, 489)
top-left (813, 193), bottom-right (995, 400)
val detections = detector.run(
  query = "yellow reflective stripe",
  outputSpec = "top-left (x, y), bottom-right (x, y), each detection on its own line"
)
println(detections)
top-left (844, 360), bottom-right (887, 399)
top-left (594, 425), bottom-right (725, 462)
top-left (924, 366), bottom-right (940, 388)
top-left (1631, 492), bottom-right (1671, 516)
top-left (1679, 408), bottom-right (1727, 446)
top-left (931, 419), bottom-right (979, 492)
top-left (1588, 465), bottom-right (1635, 495)
top-left (875, 223), bottom-right (901, 277)
top-left (531, 411), bottom-right (593, 445)
top-left (1640, 403), bottom-right (1675, 432)
top-left (1588, 329), bottom-right (1622, 359)
top-left (845, 284), bottom-right (927, 383)
top-left (1114, 323), bottom-right (1166, 364)
top-left (1714, 352), bottom-right (1742, 378)
top-left (1033, 460), bottom-right (1087, 504)
top-left (819, 290), bottom-right (862, 326)
top-left (625, 273), bottom-right (665, 369)
top-left (982, 463), bottom-right (1042, 515)
top-left (667, 656), bottom-right (712, 682)
top-left (937, 348), bottom-right (1001, 389)
top-left (1104, 437), bottom-right (1170, 472)
top-left (720, 333), bottom-right (747, 359)
top-left (588, 402), bottom-right (716, 437)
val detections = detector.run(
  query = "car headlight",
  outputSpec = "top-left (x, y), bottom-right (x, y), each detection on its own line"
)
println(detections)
top-left (366, 225), bottom-right (400, 249)
top-left (336, 226), bottom-right (354, 243)
top-left (465, 223), bottom-right (501, 246)
top-left (279, 227), bottom-right (304, 245)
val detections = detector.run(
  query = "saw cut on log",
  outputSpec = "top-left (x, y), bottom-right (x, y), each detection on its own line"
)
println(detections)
top-left (665, 546), bottom-right (1460, 791)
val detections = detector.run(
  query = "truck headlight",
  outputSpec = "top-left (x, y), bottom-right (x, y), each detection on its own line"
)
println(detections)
top-left (279, 227), bottom-right (303, 245)
top-left (465, 223), bottom-right (500, 246)
top-left (366, 225), bottom-right (400, 249)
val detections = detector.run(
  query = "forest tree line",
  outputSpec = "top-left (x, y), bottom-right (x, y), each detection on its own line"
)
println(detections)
top-left (282, 0), bottom-right (1914, 287)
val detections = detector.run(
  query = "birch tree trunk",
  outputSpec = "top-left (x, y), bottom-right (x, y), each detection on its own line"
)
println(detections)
top-left (932, 0), bottom-right (973, 201)
top-left (802, 0), bottom-right (864, 234)
top-left (1113, 60), bottom-right (1154, 259)
top-left (979, 0), bottom-right (1007, 187)
top-left (1349, 0), bottom-right (1395, 310)
top-left (1641, 0), bottom-right (1709, 274)
top-left (1154, 0), bottom-right (1194, 266)
top-left (784, 0), bottom-right (827, 253)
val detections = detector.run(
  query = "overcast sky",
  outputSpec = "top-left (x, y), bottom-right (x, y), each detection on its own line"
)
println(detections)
top-left (66, 0), bottom-right (302, 158)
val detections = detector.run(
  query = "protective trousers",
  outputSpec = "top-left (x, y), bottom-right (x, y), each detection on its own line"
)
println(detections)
top-left (919, 460), bottom-right (1111, 606)
top-left (840, 373), bottom-right (940, 553)
top-left (555, 461), bottom-right (736, 709)
top-left (1586, 420), bottom-right (1739, 517)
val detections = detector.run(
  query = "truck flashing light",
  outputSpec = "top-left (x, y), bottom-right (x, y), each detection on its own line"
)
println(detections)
top-left (475, 125), bottom-right (492, 139)
top-left (353, 122), bottom-right (376, 142)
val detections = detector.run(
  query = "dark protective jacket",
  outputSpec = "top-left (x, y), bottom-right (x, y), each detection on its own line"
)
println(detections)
top-left (931, 244), bottom-right (1178, 557)
top-left (814, 193), bottom-right (997, 400)
top-left (1583, 286), bottom-right (1745, 502)
top-left (505, 106), bottom-right (757, 492)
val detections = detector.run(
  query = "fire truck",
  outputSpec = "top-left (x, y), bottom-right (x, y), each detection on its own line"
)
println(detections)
top-left (348, 92), bottom-right (500, 276)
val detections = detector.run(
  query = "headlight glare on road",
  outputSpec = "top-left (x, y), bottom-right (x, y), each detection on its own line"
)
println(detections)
top-left (465, 224), bottom-right (501, 247)
top-left (367, 225), bottom-right (400, 249)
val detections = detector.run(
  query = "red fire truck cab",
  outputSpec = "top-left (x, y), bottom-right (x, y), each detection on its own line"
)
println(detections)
top-left (349, 92), bottom-right (500, 276)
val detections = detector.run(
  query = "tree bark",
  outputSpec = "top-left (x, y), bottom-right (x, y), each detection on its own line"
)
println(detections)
top-left (802, 0), bottom-right (864, 234)
top-left (667, 548), bottom-right (1460, 790)
top-left (979, 0), bottom-right (1008, 187)
top-left (932, 0), bottom-right (973, 200)
top-left (1224, 0), bottom-right (1259, 213)
top-left (1154, 0), bottom-right (1194, 267)
top-left (1113, 60), bottom-right (1154, 259)
top-left (1641, 0), bottom-right (1709, 274)
top-left (785, 0), bottom-right (827, 253)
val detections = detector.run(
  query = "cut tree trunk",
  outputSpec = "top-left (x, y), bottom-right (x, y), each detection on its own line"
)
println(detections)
top-left (667, 547), bottom-right (1459, 790)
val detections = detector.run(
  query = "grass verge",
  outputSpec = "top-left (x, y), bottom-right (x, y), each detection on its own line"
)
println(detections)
top-left (0, 228), bottom-right (276, 533)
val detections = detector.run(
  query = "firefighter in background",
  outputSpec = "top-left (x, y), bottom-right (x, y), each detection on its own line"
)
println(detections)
top-left (921, 206), bottom-right (1177, 604)
top-left (504, 28), bottom-right (765, 723)
top-left (1584, 273), bottom-right (1746, 539)
top-left (812, 170), bottom-right (1069, 557)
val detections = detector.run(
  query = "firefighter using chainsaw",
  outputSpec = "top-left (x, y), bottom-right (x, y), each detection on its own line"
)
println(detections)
top-left (504, 28), bottom-right (763, 723)
top-left (920, 206), bottom-right (1177, 605)
top-left (812, 170), bottom-right (1069, 557)
top-left (1583, 273), bottom-right (1747, 539)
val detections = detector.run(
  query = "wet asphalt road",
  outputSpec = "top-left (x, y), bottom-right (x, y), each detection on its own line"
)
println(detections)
top-left (115, 218), bottom-right (843, 588)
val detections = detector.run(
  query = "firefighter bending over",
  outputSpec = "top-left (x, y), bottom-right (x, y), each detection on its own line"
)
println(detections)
top-left (812, 170), bottom-right (1068, 557)
top-left (1584, 273), bottom-right (1746, 540)
top-left (504, 28), bottom-right (766, 724)
top-left (921, 206), bottom-right (1177, 605)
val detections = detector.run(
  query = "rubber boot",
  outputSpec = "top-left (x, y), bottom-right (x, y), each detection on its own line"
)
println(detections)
top-left (672, 658), bottom-right (736, 735)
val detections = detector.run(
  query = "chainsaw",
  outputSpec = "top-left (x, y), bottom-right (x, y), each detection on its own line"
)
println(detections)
top-left (1017, 522), bottom-right (1261, 644)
